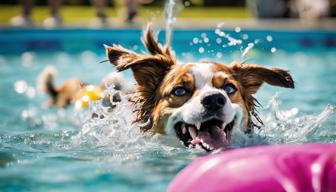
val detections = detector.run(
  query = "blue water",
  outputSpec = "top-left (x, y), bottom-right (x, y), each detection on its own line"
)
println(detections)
top-left (0, 28), bottom-right (336, 192)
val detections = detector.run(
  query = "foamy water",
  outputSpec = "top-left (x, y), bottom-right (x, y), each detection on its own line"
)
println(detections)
top-left (13, 83), bottom-right (333, 163)
top-left (70, 86), bottom-right (335, 155)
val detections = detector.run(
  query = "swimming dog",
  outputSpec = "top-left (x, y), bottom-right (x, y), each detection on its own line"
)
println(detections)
top-left (105, 25), bottom-right (294, 151)
top-left (37, 66), bottom-right (128, 110)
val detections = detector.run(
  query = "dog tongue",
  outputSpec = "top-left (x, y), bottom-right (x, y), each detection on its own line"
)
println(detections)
top-left (197, 125), bottom-right (228, 149)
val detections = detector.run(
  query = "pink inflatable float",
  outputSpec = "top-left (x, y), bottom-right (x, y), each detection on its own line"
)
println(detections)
top-left (168, 144), bottom-right (336, 192)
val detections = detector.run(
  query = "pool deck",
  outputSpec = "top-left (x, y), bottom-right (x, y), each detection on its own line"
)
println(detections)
top-left (1, 18), bottom-right (336, 30)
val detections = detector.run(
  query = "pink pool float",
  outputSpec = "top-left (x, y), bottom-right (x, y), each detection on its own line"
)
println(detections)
top-left (168, 144), bottom-right (336, 192)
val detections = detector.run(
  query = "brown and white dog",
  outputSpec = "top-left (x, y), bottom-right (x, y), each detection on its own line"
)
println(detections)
top-left (105, 25), bottom-right (294, 151)
top-left (37, 66), bottom-right (128, 109)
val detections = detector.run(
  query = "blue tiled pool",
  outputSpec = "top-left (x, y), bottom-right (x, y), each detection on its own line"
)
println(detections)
top-left (0, 27), bottom-right (335, 192)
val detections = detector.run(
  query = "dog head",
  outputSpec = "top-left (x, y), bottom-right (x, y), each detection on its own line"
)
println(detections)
top-left (105, 25), bottom-right (294, 151)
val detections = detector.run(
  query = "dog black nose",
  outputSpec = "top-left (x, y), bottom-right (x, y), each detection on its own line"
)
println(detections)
top-left (201, 93), bottom-right (226, 111)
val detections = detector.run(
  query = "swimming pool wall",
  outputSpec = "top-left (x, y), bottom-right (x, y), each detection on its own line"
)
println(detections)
top-left (0, 28), bottom-right (336, 55)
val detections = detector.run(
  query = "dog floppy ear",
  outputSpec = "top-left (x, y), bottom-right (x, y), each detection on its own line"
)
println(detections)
top-left (231, 62), bottom-right (294, 130)
top-left (105, 24), bottom-right (175, 88)
top-left (231, 62), bottom-right (294, 95)
top-left (105, 24), bottom-right (176, 129)
top-left (105, 45), bottom-right (174, 87)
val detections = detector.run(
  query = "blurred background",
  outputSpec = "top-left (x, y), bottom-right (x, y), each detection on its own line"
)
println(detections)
top-left (0, 0), bottom-right (335, 28)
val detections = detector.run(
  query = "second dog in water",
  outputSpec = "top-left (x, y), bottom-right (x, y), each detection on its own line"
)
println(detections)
top-left (37, 66), bottom-right (130, 111)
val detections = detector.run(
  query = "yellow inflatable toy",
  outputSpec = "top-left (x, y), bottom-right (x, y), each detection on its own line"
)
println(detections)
top-left (74, 85), bottom-right (103, 109)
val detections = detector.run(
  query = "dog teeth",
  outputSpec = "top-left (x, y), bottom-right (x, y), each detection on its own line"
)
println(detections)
top-left (203, 143), bottom-right (209, 150)
top-left (188, 126), bottom-right (197, 139)
top-left (199, 139), bottom-right (213, 151)
top-left (195, 122), bottom-right (201, 130)
top-left (221, 123), bottom-right (226, 129)
top-left (195, 144), bottom-right (202, 150)
top-left (182, 124), bottom-right (187, 134)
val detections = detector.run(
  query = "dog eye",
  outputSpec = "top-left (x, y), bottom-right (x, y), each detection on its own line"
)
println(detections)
top-left (172, 87), bottom-right (187, 97)
top-left (223, 83), bottom-right (237, 95)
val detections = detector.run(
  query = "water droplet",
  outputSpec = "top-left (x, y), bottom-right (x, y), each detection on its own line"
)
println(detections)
top-left (14, 80), bottom-right (28, 94)
top-left (83, 95), bottom-right (90, 102)
top-left (21, 109), bottom-right (35, 120)
top-left (203, 37), bottom-right (209, 43)
top-left (235, 27), bottom-right (241, 33)
top-left (21, 52), bottom-right (34, 68)
top-left (242, 34), bottom-right (249, 40)
top-left (75, 100), bottom-right (82, 111)
top-left (198, 47), bottom-right (205, 53)
top-left (266, 35), bottom-right (273, 42)
top-left (216, 38), bottom-right (222, 44)
top-left (219, 32), bottom-right (225, 37)
top-left (216, 52), bottom-right (222, 58)
top-left (26, 87), bottom-right (36, 99)
top-left (241, 43), bottom-right (254, 57)
top-left (215, 28), bottom-right (221, 35)
top-left (193, 37), bottom-right (199, 44)
top-left (271, 47), bottom-right (277, 53)
top-left (216, 22), bottom-right (224, 28)
top-left (201, 33), bottom-right (207, 38)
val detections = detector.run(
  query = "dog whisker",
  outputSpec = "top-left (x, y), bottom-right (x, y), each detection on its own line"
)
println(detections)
top-left (99, 59), bottom-right (109, 64)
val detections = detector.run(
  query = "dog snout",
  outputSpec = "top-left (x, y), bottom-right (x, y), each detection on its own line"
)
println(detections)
top-left (201, 93), bottom-right (226, 111)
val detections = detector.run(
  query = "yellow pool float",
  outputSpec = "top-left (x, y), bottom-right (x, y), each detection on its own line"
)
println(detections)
top-left (74, 85), bottom-right (103, 109)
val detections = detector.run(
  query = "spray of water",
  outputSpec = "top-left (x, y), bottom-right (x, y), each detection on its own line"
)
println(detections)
top-left (68, 83), bottom-right (336, 154)
top-left (9, 62), bottom-right (335, 164)
top-left (215, 23), bottom-right (243, 47)
top-left (165, 0), bottom-right (177, 46)
top-left (256, 94), bottom-right (336, 144)
top-left (188, 23), bottom-right (279, 62)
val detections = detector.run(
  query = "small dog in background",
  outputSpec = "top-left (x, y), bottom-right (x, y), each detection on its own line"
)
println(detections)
top-left (37, 66), bottom-right (130, 110)
top-left (104, 24), bottom-right (294, 151)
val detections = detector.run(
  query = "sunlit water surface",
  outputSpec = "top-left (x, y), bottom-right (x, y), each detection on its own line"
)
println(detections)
top-left (0, 34), bottom-right (336, 192)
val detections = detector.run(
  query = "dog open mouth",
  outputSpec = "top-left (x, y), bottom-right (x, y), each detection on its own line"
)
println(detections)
top-left (174, 118), bottom-right (235, 151)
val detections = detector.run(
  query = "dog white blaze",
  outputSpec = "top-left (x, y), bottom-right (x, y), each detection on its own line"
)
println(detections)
top-left (165, 63), bottom-right (243, 140)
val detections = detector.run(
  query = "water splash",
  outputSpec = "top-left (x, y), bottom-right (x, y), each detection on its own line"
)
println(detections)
top-left (248, 94), bottom-right (336, 145)
top-left (70, 84), bottom-right (336, 154)
top-left (214, 24), bottom-right (258, 60)
top-left (241, 43), bottom-right (255, 58)
top-left (188, 24), bottom-right (280, 61)
top-left (165, 0), bottom-right (177, 46)
top-left (214, 24), bottom-right (242, 47)
top-left (14, 80), bottom-right (36, 99)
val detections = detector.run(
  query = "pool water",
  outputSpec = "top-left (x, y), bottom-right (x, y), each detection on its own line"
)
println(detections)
top-left (0, 28), bottom-right (336, 192)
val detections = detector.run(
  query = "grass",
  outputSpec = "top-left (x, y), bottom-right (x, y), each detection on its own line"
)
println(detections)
top-left (0, 5), bottom-right (250, 25)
